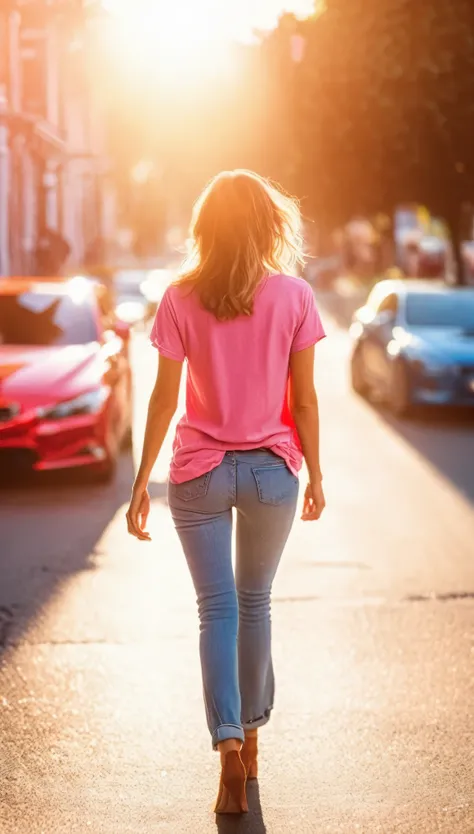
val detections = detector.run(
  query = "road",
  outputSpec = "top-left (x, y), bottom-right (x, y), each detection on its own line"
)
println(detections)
top-left (1, 304), bottom-right (474, 833)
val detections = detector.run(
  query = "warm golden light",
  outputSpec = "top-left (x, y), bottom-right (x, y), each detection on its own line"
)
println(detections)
top-left (105, 0), bottom-right (315, 84)
top-left (105, 1), bottom-right (233, 84)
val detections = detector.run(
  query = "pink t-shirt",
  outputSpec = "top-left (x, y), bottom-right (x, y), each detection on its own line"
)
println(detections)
top-left (151, 273), bottom-right (325, 483)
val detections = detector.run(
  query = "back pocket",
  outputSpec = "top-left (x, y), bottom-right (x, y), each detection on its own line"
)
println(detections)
top-left (170, 471), bottom-right (212, 502)
top-left (252, 465), bottom-right (298, 506)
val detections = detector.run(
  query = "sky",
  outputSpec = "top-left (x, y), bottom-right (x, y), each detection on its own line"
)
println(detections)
top-left (102, 0), bottom-right (317, 89)
top-left (105, 0), bottom-right (316, 42)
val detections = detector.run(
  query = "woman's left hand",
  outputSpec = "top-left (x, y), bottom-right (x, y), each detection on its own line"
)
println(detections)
top-left (126, 484), bottom-right (151, 541)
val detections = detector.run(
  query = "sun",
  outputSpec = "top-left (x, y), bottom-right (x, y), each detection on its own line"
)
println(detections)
top-left (104, 0), bottom-right (236, 84)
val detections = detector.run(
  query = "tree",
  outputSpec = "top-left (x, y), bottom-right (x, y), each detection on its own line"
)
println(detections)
top-left (268, 1), bottom-right (474, 263)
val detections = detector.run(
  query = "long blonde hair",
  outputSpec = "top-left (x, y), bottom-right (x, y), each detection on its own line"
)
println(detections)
top-left (175, 170), bottom-right (305, 320)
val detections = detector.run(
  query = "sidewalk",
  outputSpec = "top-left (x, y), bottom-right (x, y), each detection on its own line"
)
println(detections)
top-left (315, 277), bottom-right (369, 329)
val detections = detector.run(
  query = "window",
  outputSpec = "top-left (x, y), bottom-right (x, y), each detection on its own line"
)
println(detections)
top-left (0, 292), bottom-right (98, 346)
top-left (406, 292), bottom-right (474, 328)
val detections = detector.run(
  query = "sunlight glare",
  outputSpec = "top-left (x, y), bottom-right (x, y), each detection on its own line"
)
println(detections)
top-left (105, 0), bottom-right (236, 83)
top-left (104, 0), bottom-right (317, 83)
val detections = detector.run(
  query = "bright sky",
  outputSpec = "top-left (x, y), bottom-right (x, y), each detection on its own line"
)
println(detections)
top-left (104, 0), bottom-right (315, 83)
top-left (106, 1), bottom-right (315, 42)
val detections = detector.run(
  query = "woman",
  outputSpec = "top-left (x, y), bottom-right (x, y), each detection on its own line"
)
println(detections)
top-left (126, 170), bottom-right (326, 814)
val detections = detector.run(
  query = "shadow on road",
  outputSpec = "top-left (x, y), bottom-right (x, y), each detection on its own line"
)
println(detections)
top-left (215, 780), bottom-right (267, 833)
top-left (374, 405), bottom-right (474, 505)
top-left (0, 453), bottom-right (168, 663)
top-left (317, 290), bottom-right (474, 507)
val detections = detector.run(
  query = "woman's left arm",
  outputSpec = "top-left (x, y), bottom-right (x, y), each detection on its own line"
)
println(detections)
top-left (126, 354), bottom-right (183, 540)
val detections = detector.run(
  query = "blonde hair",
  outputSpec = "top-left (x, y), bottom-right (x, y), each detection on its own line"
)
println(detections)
top-left (175, 169), bottom-right (305, 320)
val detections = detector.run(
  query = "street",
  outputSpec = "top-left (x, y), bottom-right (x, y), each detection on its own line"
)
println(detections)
top-left (1, 305), bottom-right (474, 833)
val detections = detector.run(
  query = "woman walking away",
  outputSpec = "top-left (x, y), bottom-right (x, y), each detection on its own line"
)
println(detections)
top-left (126, 170), bottom-right (326, 814)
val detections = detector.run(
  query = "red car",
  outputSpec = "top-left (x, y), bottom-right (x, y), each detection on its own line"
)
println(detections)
top-left (0, 276), bottom-right (132, 480)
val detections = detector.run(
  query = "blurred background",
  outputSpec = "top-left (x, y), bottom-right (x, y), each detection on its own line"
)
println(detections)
top-left (2, 0), bottom-right (474, 284)
top-left (1, 2), bottom-right (474, 832)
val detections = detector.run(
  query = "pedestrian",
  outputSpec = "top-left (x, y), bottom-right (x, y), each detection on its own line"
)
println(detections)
top-left (126, 169), bottom-right (326, 814)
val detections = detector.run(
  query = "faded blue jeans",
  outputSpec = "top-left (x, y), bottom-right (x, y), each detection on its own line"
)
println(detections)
top-left (168, 449), bottom-right (299, 749)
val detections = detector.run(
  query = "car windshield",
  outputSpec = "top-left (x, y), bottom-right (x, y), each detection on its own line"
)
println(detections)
top-left (0, 291), bottom-right (98, 346)
top-left (406, 293), bottom-right (474, 329)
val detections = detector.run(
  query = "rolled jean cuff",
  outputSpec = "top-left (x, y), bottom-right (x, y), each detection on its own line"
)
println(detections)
top-left (242, 705), bottom-right (273, 731)
top-left (212, 723), bottom-right (245, 750)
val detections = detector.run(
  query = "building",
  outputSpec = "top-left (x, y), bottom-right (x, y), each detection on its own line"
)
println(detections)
top-left (0, 0), bottom-right (115, 277)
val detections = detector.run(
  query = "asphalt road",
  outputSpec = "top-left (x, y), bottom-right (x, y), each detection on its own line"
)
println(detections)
top-left (1, 307), bottom-right (474, 833)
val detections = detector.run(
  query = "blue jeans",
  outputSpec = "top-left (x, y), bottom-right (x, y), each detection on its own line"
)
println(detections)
top-left (168, 449), bottom-right (299, 749)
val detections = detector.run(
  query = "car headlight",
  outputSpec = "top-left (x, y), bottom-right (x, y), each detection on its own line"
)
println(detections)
top-left (38, 387), bottom-right (109, 420)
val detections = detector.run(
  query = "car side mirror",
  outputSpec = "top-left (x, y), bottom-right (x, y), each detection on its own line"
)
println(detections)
top-left (114, 320), bottom-right (131, 342)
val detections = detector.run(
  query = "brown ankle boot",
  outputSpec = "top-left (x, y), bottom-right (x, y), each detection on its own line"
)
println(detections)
top-left (214, 750), bottom-right (248, 814)
top-left (241, 732), bottom-right (258, 780)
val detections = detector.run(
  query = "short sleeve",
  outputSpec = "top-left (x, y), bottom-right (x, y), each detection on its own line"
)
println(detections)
top-left (150, 289), bottom-right (186, 361)
top-left (291, 284), bottom-right (326, 353)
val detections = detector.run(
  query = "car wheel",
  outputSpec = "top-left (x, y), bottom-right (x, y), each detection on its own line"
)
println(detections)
top-left (351, 347), bottom-right (369, 397)
top-left (389, 360), bottom-right (412, 418)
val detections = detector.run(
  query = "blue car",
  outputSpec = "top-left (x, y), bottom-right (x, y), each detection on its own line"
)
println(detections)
top-left (350, 280), bottom-right (474, 416)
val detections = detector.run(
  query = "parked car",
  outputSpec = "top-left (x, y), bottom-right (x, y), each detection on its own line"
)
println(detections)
top-left (0, 276), bottom-right (133, 480)
top-left (350, 280), bottom-right (474, 416)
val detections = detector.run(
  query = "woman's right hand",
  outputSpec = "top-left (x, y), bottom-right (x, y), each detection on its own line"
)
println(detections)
top-left (301, 480), bottom-right (325, 521)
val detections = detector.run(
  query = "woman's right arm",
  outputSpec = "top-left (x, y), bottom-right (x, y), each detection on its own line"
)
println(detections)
top-left (289, 345), bottom-right (326, 521)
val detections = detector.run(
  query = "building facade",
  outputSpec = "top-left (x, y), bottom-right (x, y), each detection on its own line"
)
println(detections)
top-left (0, 0), bottom-right (115, 277)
